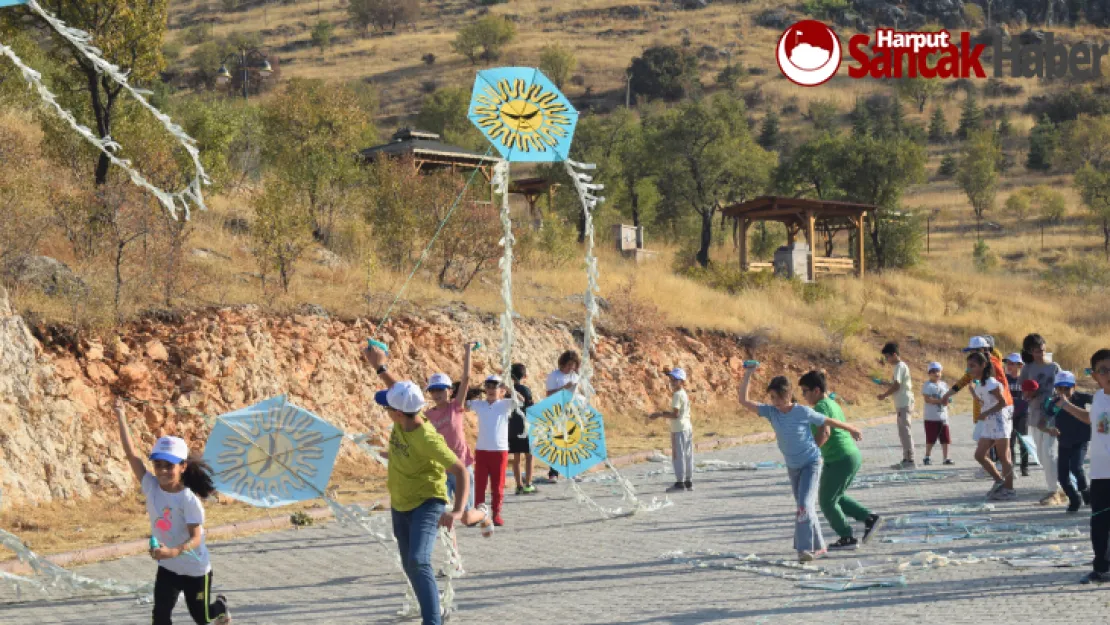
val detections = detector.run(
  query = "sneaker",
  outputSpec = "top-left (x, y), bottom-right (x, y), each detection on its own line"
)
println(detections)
top-left (986, 481), bottom-right (1005, 498)
top-left (1082, 489), bottom-right (1091, 506)
top-left (1040, 490), bottom-right (1066, 506)
top-left (1067, 500), bottom-right (1082, 514)
top-left (684, 481), bottom-right (693, 491)
top-left (943, 459), bottom-right (955, 465)
top-left (798, 550), bottom-right (825, 563)
top-left (493, 513), bottom-right (504, 527)
top-left (1021, 467), bottom-right (1030, 477)
top-left (522, 484), bottom-right (537, 494)
top-left (475, 504), bottom-right (494, 537)
top-left (902, 460), bottom-right (916, 469)
top-left (1081, 571), bottom-right (1110, 585)
top-left (515, 485), bottom-right (525, 495)
top-left (862, 514), bottom-right (884, 544)
top-left (666, 482), bottom-right (686, 493)
top-left (990, 488), bottom-right (1017, 501)
top-left (436, 565), bottom-right (466, 579)
top-left (923, 457), bottom-right (932, 466)
top-left (829, 536), bottom-right (859, 550)
top-left (214, 595), bottom-right (231, 625)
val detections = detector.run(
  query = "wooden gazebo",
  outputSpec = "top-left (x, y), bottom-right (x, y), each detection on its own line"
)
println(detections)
top-left (359, 129), bottom-right (504, 202)
top-left (508, 177), bottom-right (558, 230)
top-left (721, 196), bottom-right (875, 280)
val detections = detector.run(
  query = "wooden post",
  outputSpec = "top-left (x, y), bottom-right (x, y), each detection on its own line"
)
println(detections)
top-left (739, 218), bottom-right (750, 271)
top-left (926, 214), bottom-right (931, 254)
top-left (805, 211), bottom-right (816, 281)
top-left (857, 213), bottom-right (866, 279)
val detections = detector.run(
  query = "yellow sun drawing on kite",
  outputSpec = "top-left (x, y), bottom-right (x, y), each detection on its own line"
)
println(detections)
top-left (214, 406), bottom-right (328, 504)
top-left (531, 401), bottom-right (603, 469)
top-left (471, 78), bottom-right (573, 154)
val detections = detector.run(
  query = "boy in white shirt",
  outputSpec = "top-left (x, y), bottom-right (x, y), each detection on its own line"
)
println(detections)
top-left (648, 368), bottom-right (694, 492)
top-left (921, 362), bottom-right (953, 466)
top-left (878, 342), bottom-right (915, 469)
top-left (468, 375), bottom-right (514, 526)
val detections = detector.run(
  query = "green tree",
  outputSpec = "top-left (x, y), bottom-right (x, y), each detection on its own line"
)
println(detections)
top-left (1059, 115), bottom-right (1110, 172)
top-left (645, 94), bottom-right (774, 267)
top-left (958, 129), bottom-right (1002, 238)
top-left (773, 132), bottom-right (844, 201)
top-left (568, 107), bottom-right (658, 231)
top-left (171, 96), bottom-right (261, 193)
top-left (1005, 189), bottom-right (1032, 222)
top-left (1031, 185), bottom-right (1067, 224)
top-left (451, 15), bottom-right (516, 65)
top-left (628, 45), bottom-right (698, 103)
top-left (252, 176), bottom-right (312, 292)
top-left (261, 79), bottom-right (375, 246)
top-left (1076, 163), bottom-right (1110, 259)
top-left (4, 0), bottom-right (169, 186)
top-left (538, 43), bottom-right (576, 89)
top-left (758, 111), bottom-right (780, 150)
top-left (715, 62), bottom-right (745, 92)
top-left (957, 91), bottom-right (983, 140)
top-left (311, 20), bottom-right (334, 53)
top-left (1026, 115), bottom-right (1059, 171)
top-left (414, 86), bottom-right (485, 151)
top-left (928, 106), bottom-right (948, 143)
top-left (347, 0), bottom-right (419, 33)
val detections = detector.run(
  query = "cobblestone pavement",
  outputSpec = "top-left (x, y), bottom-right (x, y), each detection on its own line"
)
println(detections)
top-left (5, 412), bottom-right (1110, 624)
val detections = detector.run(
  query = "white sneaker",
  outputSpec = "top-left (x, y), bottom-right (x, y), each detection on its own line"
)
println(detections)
top-left (476, 504), bottom-right (494, 538)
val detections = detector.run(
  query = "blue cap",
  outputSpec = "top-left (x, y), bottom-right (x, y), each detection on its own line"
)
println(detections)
top-left (1054, 371), bottom-right (1077, 388)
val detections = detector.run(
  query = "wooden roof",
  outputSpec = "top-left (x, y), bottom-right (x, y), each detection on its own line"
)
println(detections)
top-left (508, 177), bottom-right (559, 195)
top-left (721, 196), bottom-right (875, 221)
top-left (359, 129), bottom-right (502, 169)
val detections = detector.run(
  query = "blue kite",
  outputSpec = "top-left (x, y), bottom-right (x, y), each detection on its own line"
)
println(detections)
top-left (203, 396), bottom-right (344, 508)
top-left (526, 390), bottom-right (607, 478)
top-left (468, 67), bottom-right (578, 163)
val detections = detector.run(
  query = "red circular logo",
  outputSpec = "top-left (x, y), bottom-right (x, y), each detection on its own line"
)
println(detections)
top-left (776, 20), bottom-right (842, 87)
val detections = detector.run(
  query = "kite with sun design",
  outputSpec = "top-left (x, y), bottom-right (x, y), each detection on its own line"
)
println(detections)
top-left (468, 67), bottom-right (578, 163)
top-left (203, 396), bottom-right (344, 508)
top-left (526, 390), bottom-right (608, 478)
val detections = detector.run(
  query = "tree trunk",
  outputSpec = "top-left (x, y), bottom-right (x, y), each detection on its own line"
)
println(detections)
top-left (114, 240), bottom-right (124, 321)
top-left (1104, 218), bottom-right (1110, 261)
top-left (577, 209), bottom-right (586, 243)
top-left (696, 209), bottom-right (713, 268)
top-left (869, 217), bottom-right (885, 270)
top-left (630, 187), bottom-right (641, 229)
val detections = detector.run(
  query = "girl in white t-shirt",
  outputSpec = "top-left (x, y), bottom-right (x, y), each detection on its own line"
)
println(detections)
top-left (967, 352), bottom-right (1016, 501)
top-left (468, 375), bottom-right (514, 526)
top-left (114, 399), bottom-right (230, 625)
top-left (543, 350), bottom-right (581, 482)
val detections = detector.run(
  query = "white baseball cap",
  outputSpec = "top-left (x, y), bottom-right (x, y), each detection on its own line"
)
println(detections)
top-left (668, 368), bottom-right (687, 381)
top-left (426, 373), bottom-right (453, 391)
top-left (963, 336), bottom-right (990, 352)
top-left (927, 362), bottom-right (943, 372)
top-left (1005, 353), bottom-right (1023, 364)
top-left (375, 381), bottom-right (427, 413)
top-left (1054, 371), bottom-right (1077, 388)
top-left (150, 436), bottom-right (189, 464)
top-left (484, 374), bottom-right (502, 385)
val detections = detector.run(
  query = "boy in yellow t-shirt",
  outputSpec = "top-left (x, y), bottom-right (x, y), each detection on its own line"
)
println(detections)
top-left (648, 368), bottom-right (694, 492)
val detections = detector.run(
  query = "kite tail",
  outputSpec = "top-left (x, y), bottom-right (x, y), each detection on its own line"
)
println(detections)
top-left (494, 161), bottom-right (526, 411)
top-left (17, 0), bottom-right (209, 220)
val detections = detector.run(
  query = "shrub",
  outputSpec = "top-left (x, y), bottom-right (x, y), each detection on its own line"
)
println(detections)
top-left (822, 313), bottom-right (866, 358)
top-left (802, 0), bottom-right (849, 20)
top-left (750, 221), bottom-right (785, 260)
top-left (715, 63), bottom-right (745, 91)
top-left (1023, 86), bottom-right (1110, 124)
top-left (538, 43), bottom-right (576, 89)
top-left (973, 239), bottom-right (998, 272)
top-left (311, 20), bottom-right (334, 53)
top-left (422, 53), bottom-right (436, 66)
top-left (1026, 115), bottom-right (1058, 171)
top-left (938, 154), bottom-right (958, 177)
top-left (865, 213), bottom-right (924, 270)
top-left (806, 99), bottom-right (839, 131)
top-left (451, 15), bottom-right (516, 64)
top-left (791, 279), bottom-right (835, 304)
top-left (516, 217), bottom-right (578, 269)
top-left (679, 263), bottom-right (778, 295)
top-left (928, 106), bottom-right (948, 143)
top-left (628, 45), bottom-right (699, 103)
top-left (348, 0), bottom-right (420, 33)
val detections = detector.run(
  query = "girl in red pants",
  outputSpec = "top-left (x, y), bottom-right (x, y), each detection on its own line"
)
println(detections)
top-left (470, 375), bottom-right (513, 526)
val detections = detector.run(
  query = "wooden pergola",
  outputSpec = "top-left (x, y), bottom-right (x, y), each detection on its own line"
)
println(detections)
top-left (508, 177), bottom-right (558, 230)
top-left (720, 196), bottom-right (875, 280)
top-left (359, 129), bottom-right (504, 203)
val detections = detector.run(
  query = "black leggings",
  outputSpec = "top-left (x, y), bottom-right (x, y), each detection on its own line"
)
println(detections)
top-left (153, 566), bottom-right (226, 625)
top-left (1091, 479), bottom-right (1110, 574)
top-left (1058, 442), bottom-right (1089, 504)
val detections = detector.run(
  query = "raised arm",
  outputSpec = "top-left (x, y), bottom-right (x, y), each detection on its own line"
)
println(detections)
top-left (364, 346), bottom-right (398, 388)
top-left (114, 398), bottom-right (147, 483)
top-left (454, 342), bottom-right (474, 410)
top-left (737, 368), bottom-right (761, 414)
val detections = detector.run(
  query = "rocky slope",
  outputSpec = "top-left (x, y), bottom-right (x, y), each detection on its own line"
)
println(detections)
top-left (0, 288), bottom-right (872, 511)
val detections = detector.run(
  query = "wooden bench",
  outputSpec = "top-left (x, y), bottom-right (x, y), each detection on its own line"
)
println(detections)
top-left (813, 257), bottom-right (856, 275)
top-left (748, 262), bottom-right (773, 272)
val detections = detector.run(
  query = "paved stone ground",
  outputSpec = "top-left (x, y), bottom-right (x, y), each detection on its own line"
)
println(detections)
top-left (5, 413), bottom-right (1110, 624)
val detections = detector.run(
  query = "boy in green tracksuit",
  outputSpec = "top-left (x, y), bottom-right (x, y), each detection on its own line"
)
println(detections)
top-left (800, 370), bottom-right (884, 549)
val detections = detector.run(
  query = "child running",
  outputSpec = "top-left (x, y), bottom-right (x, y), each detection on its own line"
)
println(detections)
top-left (920, 362), bottom-right (953, 466)
top-left (470, 374), bottom-right (514, 526)
top-left (1043, 371), bottom-right (1094, 513)
top-left (967, 351), bottom-right (1016, 500)
top-left (799, 370), bottom-right (883, 549)
top-left (114, 399), bottom-right (230, 625)
top-left (738, 364), bottom-right (864, 562)
top-left (421, 342), bottom-right (493, 559)
top-left (648, 368), bottom-right (694, 493)
top-left (1075, 349), bottom-right (1110, 584)
top-left (367, 346), bottom-right (470, 625)
top-left (942, 336), bottom-right (1013, 476)
top-left (509, 363), bottom-right (537, 495)
top-left (1020, 333), bottom-right (1066, 505)
top-left (877, 342), bottom-right (915, 469)
top-left (1006, 353), bottom-right (1031, 476)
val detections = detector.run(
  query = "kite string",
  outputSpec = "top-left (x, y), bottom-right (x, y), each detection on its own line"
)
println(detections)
top-left (19, 0), bottom-right (209, 219)
top-left (374, 145), bottom-right (495, 337)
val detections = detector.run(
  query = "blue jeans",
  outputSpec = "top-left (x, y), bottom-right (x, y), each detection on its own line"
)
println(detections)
top-left (1058, 442), bottom-right (1089, 505)
top-left (391, 499), bottom-right (445, 625)
top-left (445, 465), bottom-right (475, 511)
top-left (788, 460), bottom-right (826, 553)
